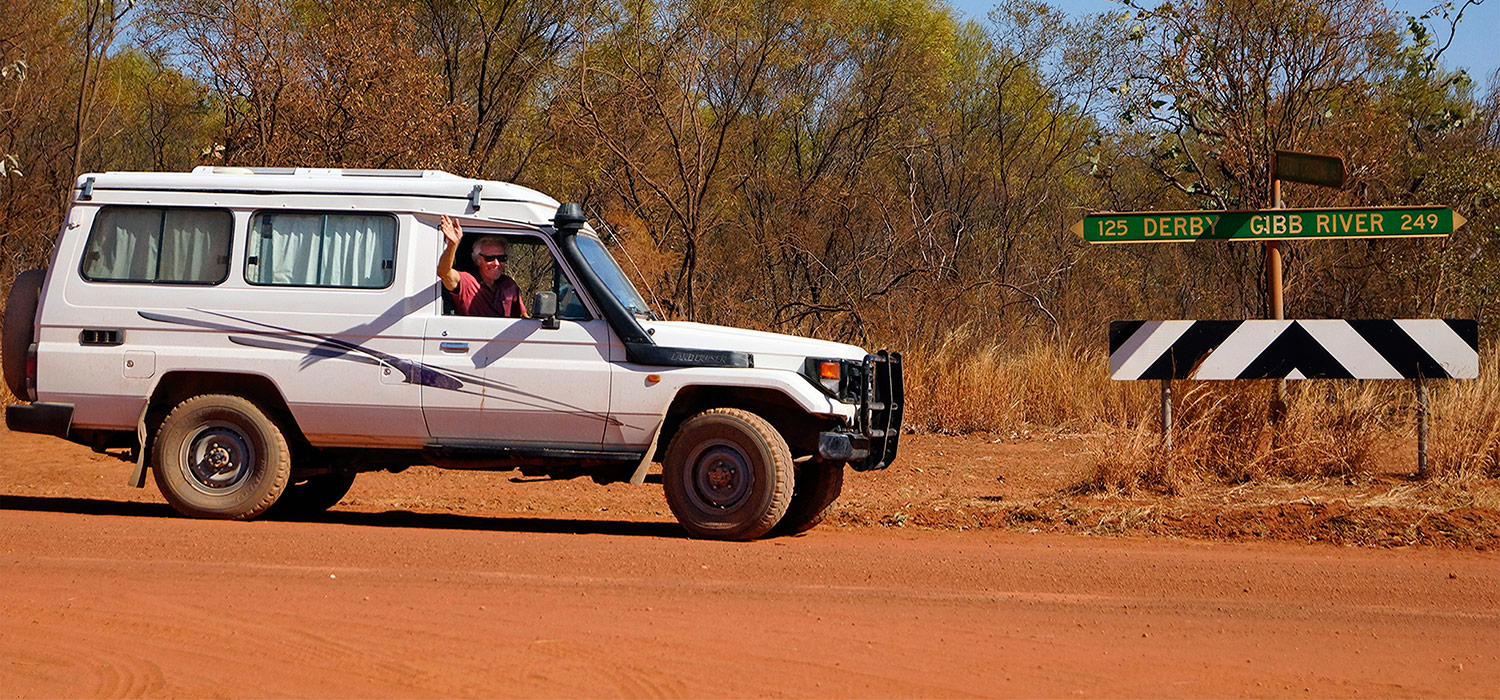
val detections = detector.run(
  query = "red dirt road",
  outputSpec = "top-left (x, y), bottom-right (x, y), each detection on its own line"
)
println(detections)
top-left (3, 504), bottom-right (1498, 698)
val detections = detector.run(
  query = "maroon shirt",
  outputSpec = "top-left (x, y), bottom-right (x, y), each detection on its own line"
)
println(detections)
top-left (451, 271), bottom-right (527, 318)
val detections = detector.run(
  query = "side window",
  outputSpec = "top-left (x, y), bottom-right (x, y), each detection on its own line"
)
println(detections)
top-left (448, 234), bottom-right (591, 320)
top-left (81, 206), bottom-right (232, 284)
top-left (246, 211), bottom-right (396, 288)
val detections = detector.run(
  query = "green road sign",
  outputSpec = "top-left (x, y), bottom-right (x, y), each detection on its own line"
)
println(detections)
top-left (1071, 206), bottom-right (1465, 244)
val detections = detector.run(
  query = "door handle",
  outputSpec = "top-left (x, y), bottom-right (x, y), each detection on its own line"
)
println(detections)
top-left (439, 341), bottom-right (469, 353)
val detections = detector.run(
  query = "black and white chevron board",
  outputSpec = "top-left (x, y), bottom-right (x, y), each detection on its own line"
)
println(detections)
top-left (1109, 320), bottom-right (1479, 381)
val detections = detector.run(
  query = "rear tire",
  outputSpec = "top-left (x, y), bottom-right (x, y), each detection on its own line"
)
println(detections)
top-left (152, 394), bottom-right (291, 519)
top-left (773, 460), bottom-right (844, 535)
top-left (663, 408), bottom-right (794, 541)
top-left (3, 269), bottom-right (44, 398)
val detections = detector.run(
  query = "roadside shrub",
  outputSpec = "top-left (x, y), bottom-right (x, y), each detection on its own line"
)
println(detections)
top-left (1075, 380), bottom-right (1398, 495)
top-left (903, 329), bottom-right (1154, 434)
top-left (1429, 347), bottom-right (1500, 478)
top-left (1075, 423), bottom-right (1182, 495)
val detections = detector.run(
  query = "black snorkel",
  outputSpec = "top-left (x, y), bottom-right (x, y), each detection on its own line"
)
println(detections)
top-left (550, 203), bottom-right (653, 346)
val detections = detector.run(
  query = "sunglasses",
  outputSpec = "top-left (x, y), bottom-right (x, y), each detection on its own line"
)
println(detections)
top-left (478, 253), bottom-right (508, 263)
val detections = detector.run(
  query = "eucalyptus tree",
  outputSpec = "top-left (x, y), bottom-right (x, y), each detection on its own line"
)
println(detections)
top-left (1, 60), bottom-right (22, 179)
top-left (408, 0), bottom-right (589, 181)
top-left (1104, 0), bottom-right (1492, 324)
top-left (1110, 0), bottom-right (1397, 318)
top-left (568, 0), bottom-right (808, 322)
top-left (144, 0), bottom-right (455, 168)
top-left (0, 0), bottom-right (93, 280)
top-left (899, 1), bottom-right (1128, 343)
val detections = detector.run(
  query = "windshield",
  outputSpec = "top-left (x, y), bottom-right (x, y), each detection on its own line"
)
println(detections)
top-left (577, 234), bottom-right (656, 320)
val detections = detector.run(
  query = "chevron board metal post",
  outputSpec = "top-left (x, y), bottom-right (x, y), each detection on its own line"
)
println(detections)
top-left (1108, 320), bottom-right (1479, 381)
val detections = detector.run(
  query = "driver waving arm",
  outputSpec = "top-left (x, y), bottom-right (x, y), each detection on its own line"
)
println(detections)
top-left (436, 215), bottom-right (527, 318)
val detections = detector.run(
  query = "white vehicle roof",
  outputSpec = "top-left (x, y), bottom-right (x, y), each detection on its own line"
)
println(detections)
top-left (74, 167), bottom-right (563, 227)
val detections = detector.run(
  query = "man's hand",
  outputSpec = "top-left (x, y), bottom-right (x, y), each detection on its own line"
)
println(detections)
top-left (437, 215), bottom-right (463, 292)
top-left (440, 215), bottom-right (462, 249)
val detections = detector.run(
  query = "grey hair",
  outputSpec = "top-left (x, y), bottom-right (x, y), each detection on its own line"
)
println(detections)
top-left (470, 235), bottom-right (508, 263)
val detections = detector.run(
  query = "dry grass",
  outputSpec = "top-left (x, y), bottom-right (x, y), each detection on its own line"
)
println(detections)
top-left (1074, 423), bottom-right (1182, 494)
top-left (905, 334), bottom-right (1499, 489)
top-left (1075, 380), bottom-right (1425, 493)
top-left (1429, 349), bottom-right (1500, 478)
top-left (1358, 479), bottom-right (1500, 511)
top-left (902, 328), bottom-right (1156, 434)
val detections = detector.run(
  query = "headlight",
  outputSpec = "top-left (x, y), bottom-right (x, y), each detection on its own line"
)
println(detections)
top-left (801, 357), bottom-right (861, 402)
top-left (817, 360), bottom-right (841, 391)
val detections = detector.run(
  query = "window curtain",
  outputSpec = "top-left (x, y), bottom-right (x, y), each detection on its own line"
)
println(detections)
top-left (83, 208), bottom-right (229, 283)
top-left (248, 213), bottom-right (394, 287)
top-left (84, 208), bottom-right (161, 281)
top-left (249, 213), bottom-right (323, 285)
top-left (158, 210), bottom-right (230, 282)
top-left (322, 215), bottom-right (395, 287)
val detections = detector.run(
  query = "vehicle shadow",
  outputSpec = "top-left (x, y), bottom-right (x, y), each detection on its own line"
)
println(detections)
top-left (0, 494), bottom-right (177, 518)
top-left (0, 494), bottom-right (687, 539)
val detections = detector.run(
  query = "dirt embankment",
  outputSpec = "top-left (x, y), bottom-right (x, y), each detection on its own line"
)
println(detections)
top-left (831, 431), bottom-right (1500, 549)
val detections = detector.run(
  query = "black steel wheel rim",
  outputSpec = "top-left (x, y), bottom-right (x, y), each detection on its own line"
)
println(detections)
top-left (180, 421), bottom-right (256, 496)
top-left (685, 439), bottom-right (754, 511)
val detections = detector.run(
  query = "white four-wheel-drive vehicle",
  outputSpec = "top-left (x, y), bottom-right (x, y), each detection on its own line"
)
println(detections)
top-left (3, 167), bottom-right (902, 539)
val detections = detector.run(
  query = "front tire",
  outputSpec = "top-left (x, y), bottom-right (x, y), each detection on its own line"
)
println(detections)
top-left (663, 408), bottom-right (794, 540)
top-left (152, 394), bottom-right (291, 519)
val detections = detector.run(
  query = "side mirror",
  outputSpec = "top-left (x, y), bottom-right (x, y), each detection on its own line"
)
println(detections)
top-left (533, 291), bottom-right (560, 330)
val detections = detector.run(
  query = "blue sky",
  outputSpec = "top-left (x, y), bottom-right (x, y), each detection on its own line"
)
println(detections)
top-left (947, 0), bottom-right (1500, 95)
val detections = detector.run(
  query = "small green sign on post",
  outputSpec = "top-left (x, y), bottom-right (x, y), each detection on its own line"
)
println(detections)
top-left (1274, 150), bottom-right (1345, 188)
top-left (1071, 206), bottom-right (1465, 244)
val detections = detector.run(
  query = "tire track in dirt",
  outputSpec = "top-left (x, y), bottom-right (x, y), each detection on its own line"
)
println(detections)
top-left (4, 606), bottom-right (167, 698)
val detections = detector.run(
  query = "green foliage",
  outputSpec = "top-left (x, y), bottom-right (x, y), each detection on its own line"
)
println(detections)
top-left (1116, 0), bottom-right (1401, 209)
top-left (99, 49), bottom-right (218, 170)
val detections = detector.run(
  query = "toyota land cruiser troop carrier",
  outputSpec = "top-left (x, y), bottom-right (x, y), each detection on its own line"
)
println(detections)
top-left (3, 167), bottom-right (903, 540)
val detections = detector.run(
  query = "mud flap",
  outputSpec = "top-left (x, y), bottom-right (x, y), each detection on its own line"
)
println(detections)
top-left (628, 419), bottom-right (665, 486)
top-left (128, 404), bottom-right (149, 488)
